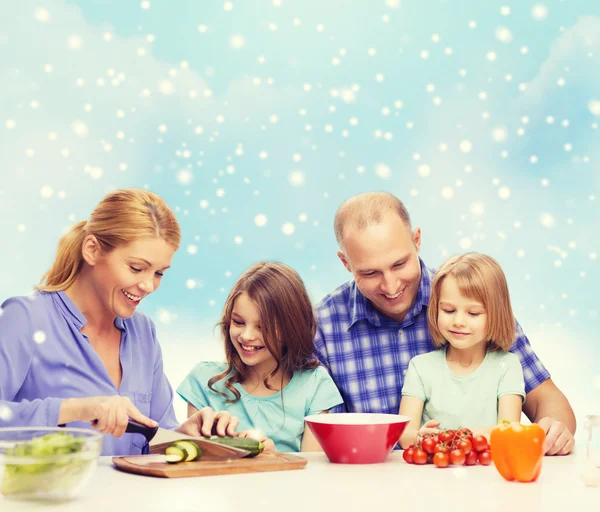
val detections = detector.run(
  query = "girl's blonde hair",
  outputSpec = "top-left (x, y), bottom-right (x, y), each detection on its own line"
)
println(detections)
top-left (38, 188), bottom-right (181, 292)
top-left (427, 252), bottom-right (515, 351)
top-left (209, 262), bottom-right (319, 402)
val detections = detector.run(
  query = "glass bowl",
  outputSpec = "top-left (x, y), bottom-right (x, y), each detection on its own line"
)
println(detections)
top-left (0, 427), bottom-right (102, 502)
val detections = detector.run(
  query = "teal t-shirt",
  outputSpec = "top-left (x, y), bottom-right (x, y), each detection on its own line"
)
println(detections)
top-left (177, 361), bottom-right (344, 452)
top-left (401, 347), bottom-right (525, 429)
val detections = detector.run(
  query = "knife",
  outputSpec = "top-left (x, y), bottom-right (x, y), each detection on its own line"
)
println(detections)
top-left (125, 420), bottom-right (250, 460)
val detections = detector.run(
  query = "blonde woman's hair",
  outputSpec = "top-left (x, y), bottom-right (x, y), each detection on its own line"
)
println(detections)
top-left (209, 262), bottom-right (319, 403)
top-left (38, 189), bottom-right (181, 292)
top-left (427, 252), bottom-right (515, 351)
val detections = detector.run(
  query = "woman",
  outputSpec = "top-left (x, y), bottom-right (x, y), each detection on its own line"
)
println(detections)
top-left (0, 189), bottom-right (237, 455)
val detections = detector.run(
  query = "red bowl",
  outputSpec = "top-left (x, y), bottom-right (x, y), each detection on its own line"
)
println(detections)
top-left (305, 413), bottom-right (410, 464)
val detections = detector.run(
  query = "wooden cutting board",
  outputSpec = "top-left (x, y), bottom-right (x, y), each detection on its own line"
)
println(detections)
top-left (112, 452), bottom-right (307, 478)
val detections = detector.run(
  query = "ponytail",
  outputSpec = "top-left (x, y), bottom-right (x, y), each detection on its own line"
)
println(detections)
top-left (37, 221), bottom-right (88, 292)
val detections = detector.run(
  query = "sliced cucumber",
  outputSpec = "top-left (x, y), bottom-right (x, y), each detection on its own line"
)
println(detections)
top-left (173, 441), bottom-right (201, 462)
top-left (165, 444), bottom-right (188, 464)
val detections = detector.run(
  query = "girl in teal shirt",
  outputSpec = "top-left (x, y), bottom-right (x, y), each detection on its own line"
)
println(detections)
top-left (399, 253), bottom-right (525, 448)
top-left (177, 262), bottom-right (343, 452)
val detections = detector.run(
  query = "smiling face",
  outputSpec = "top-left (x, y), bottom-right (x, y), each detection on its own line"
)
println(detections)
top-left (229, 292), bottom-right (277, 376)
top-left (338, 213), bottom-right (422, 323)
top-left (437, 275), bottom-right (488, 352)
top-left (88, 237), bottom-right (175, 319)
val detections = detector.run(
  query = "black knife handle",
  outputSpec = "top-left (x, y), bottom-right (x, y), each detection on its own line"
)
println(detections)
top-left (125, 419), bottom-right (159, 442)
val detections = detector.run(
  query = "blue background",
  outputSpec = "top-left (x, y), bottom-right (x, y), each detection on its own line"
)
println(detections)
top-left (1, 1), bottom-right (598, 430)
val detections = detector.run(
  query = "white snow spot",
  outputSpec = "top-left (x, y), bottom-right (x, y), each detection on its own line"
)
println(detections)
top-left (531, 4), bottom-right (548, 20)
top-left (0, 405), bottom-right (13, 421)
top-left (539, 213), bottom-right (555, 228)
top-left (487, 52), bottom-right (497, 62)
top-left (187, 244), bottom-right (197, 255)
top-left (496, 26), bottom-right (513, 43)
top-left (459, 140), bottom-right (472, 153)
top-left (289, 171), bottom-right (306, 187)
top-left (5, 119), bottom-right (15, 129)
top-left (500, 6), bottom-right (511, 16)
top-left (384, 0), bottom-right (401, 8)
top-left (441, 186), bottom-right (454, 199)
top-left (230, 35), bottom-right (245, 49)
top-left (186, 279), bottom-right (196, 289)
top-left (33, 330), bottom-right (47, 344)
top-left (459, 238), bottom-right (472, 249)
top-left (40, 186), bottom-right (53, 198)
top-left (34, 8), bottom-right (51, 23)
top-left (177, 170), bottom-right (193, 185)
top-left (589, 100), bottom-right (600, 116)
top-left (234, 236), bottom-right (244, 245)
top-left (417, 164), bottom-right (431, 177)
top-left (282, 223), bottom-right (295, 236)
top-left (72, 121), bottom-right (88, 137)
top-left (157, 309), bottom-right (176, 324)
top-left (216, 188), bottom-right (225, 198)
top-left (470, 202), bottom-right (485, 215)
top-left (590, 252), bottom-right (597, 261)
top-left (299, 213), bottom-right (308, 222)
top-left (141, 1), bottom-right (151, 9)
top-left (67, 35), bottom-right (83, 50)
top-left (498, 186), bottom-right (511, 199)
top-left (254, 214), bottom-right (268, 227)
top-left (491, 127), bottom-right (507, 142)
top-left (375, 163), bottom-right (392, 179)
top-left (158, 80), bottom-right (175, 95)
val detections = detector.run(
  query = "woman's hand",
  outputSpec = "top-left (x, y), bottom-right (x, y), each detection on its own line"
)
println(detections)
top-left (238, 429), bottom-right (276, 453)
top-left (176, 407), bottom-right (239, 437)
top-left (60, 396), bottom-right (157, 438)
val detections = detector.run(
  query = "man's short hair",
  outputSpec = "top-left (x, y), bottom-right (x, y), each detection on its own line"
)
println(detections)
top-left (334, 191), bottom-right (412, 250)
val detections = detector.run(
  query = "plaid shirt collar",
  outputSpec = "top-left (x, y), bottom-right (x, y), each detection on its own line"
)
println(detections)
top-left (348, 257), bottom-right (433, 330)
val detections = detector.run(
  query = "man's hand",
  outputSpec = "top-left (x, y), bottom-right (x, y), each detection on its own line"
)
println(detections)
top-left (538, 416), bottom-right (574, 455)
top-left (176, 407), bottom-right (239, 437)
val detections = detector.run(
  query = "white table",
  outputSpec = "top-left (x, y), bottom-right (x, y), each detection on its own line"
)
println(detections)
top-left (1, 452), bottom-right (598, 511)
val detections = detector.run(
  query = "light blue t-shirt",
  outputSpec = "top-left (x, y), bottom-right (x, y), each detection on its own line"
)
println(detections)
top-left (401, 346), bottom-right (525, 429)
top-left (177, 361), bottom-right (343, 452)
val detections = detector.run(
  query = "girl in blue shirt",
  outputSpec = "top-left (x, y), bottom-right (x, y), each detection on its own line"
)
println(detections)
top-left (399, 253), bottom-right (525, 449)
top-left (0, 189), bottom-right (237, 455)
top-left (178, 262), bottom-right (343, 452)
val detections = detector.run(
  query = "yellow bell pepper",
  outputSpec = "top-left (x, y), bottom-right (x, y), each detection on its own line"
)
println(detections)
top-left (490, 421), bottom-right (545, 483)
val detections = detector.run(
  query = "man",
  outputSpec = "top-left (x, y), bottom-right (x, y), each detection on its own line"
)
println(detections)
top-left (314, 191), bottom-right (575, 455)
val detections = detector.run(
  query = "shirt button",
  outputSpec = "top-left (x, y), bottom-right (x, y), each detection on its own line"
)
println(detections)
top-left (398, 329), bottom-right (403, 335)
top-left (403, 370), bottom-right (407, 375)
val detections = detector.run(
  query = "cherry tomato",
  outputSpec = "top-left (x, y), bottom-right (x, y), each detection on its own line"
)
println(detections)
top-left (434, 443), bottom-right (449, 454)
top-left (478, 450), bottom-right (492, 466)
top-left (431, 435), bottom-right (440, 444)
top-left (457, 427), bottom-right (473, 438)
top-left (450, 449), bottom-right (466, 465)
top-left (472, 435), bottom-right (488, 453)
top-left (422, 437), bottom-right (437, 455)
top-left (433, 452), bottom-right (450, 468)
top-left (412, 449), bottom-right (428, 465)
top-left (465, 450), bottom-right (478, 466)
top-left (439, 430), bottom-right (455, 443)
top-left (402, 448), bottom-right (414, 464)
top-left (457, 438), bottom-right (472, 455)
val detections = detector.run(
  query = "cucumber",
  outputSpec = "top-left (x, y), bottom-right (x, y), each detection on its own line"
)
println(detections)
top-left (174, 441), bottom-right (201, 462)
top-left (165, 444), bottom-right (188, 464)
top-left (205, 436), bottom-right (264, 457)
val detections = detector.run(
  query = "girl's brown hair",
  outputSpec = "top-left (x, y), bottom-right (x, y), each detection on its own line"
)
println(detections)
top-left (209, 262), bottom-right (319, 402)
top-left (38, 188), bottom-right (180, 292)
top-left (427, 252), bottom-right (515, 351)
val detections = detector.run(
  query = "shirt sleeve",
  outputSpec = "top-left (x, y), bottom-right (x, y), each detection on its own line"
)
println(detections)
top-left (148, 321), bottom-right (179, 430)
top-left (509, 320), bottom-right (551, 394)
top-left (0, 298), bottom-right (62, 427)
top-left (497, 352), bottom-right (526, 402)
top-left (306, 366), bottom-right (344, 415)
top-left (176, 362), bottom-right (215, 411)
top-left (400, 358), bottom-right (427, 402)
top-left (313, 322), bottom-right (330, 369)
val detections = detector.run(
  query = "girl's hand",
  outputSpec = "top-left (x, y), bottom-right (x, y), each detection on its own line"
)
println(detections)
top-left (62, 396), bottom-right (157, 438)
top-left (417, 419), bottom-right (441, 444)
top-left (177, 407), bottom-right (239, 437)
top-left (238, 429), bottom-right (276, 453)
